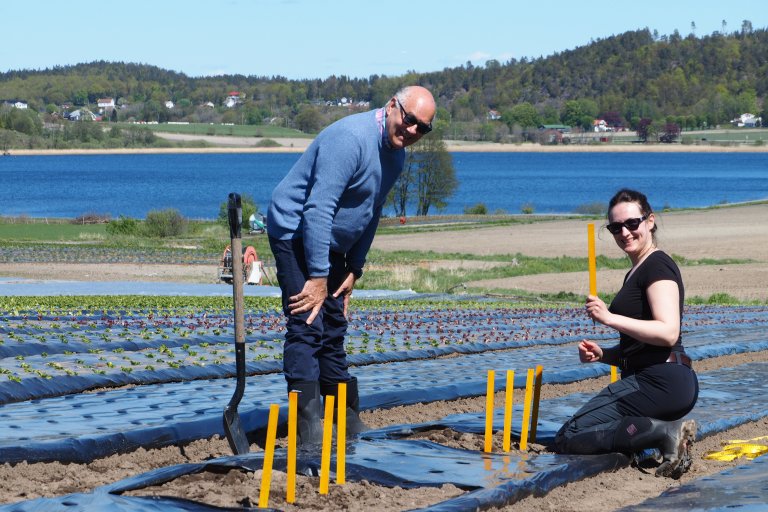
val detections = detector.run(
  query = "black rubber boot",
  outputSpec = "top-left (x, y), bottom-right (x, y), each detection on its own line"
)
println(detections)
top-left (553, 424), bottom-right (616, 454)
top-left (320, 377), bottom-right (369, 436)
top-left (614, 417), bottom-right (696, 479)
top-left (288, 381), bottom-right (323, 447)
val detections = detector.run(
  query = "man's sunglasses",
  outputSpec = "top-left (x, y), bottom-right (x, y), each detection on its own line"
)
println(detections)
top-left (606, 216), bottom-right (647, 235)
top-left (396, 99), bottom-right (432, 134)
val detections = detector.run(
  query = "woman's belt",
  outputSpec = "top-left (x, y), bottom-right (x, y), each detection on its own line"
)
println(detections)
top-left (619, 351), bottom-right (692, 371)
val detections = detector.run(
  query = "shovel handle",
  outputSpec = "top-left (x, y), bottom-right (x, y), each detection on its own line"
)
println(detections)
top-left (228, 193), bottom-right (242, 239)
top-left (228, 195), bottom-right (246, 350)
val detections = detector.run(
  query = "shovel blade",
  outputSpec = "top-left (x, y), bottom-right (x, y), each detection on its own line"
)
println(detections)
top-left (223, 405), bottom-right (249, 455)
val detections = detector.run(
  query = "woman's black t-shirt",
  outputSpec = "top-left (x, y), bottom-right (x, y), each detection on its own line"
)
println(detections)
top-left (608, 250), bottom-right (685, 361)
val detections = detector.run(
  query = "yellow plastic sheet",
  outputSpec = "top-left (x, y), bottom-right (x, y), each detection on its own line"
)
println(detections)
top-left (704, 436), bottom-right (768, 461)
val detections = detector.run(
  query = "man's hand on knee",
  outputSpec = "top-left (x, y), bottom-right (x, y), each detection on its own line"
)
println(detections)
top-left (289, 277), bottom-right (328, 324)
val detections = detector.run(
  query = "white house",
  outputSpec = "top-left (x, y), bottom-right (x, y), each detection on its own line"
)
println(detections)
top-left (593, 119), bottom-right (611, 132)
top-left (97, 98), bottom-right (115, 109)
top-left (225, 91), bottom-right (243, 108)
top-left (165, 100), bottom-right (175, 109)
top-left (487, 110), bottom-right (501, 120)
top-left (733, 113), bottom-right (761, 127)
top-left (12, 101), bottom-right (28, 109)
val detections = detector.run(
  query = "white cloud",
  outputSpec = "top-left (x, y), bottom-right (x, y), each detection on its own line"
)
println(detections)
top-left (467, 51), bottom-right (491, 62)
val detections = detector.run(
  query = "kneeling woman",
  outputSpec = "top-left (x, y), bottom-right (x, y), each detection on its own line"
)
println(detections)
top-left (554, 188), bottom-right (699, 479)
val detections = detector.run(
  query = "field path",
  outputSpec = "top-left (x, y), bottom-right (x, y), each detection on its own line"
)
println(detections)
top-left (373, 203), bottom-right (768, 300)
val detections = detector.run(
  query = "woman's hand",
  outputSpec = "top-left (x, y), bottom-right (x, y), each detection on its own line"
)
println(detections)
top-left (585, 294), bottom-right (612, 325)
top-left (578, 340), bottom-right (603, 363)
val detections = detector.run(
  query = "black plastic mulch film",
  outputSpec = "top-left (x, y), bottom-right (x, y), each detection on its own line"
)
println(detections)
top-left (0, 301), bottom-right (766, 510)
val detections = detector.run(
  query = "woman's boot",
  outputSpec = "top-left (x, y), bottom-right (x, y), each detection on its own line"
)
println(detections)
top-left (614, 417), bottom-right (696, 478)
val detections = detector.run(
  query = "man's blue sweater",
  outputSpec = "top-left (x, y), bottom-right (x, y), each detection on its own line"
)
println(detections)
top-left (267, 108), bottom-right (405, 277)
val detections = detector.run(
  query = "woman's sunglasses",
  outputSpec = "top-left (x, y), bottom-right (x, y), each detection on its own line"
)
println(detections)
top-left (606, 216), bottom-right (647, 235)
top-left (396, 99), bottom-right (432, 134)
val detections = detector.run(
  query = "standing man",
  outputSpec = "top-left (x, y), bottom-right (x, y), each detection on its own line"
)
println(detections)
top-left (267, 86), bottom-right (436, 445)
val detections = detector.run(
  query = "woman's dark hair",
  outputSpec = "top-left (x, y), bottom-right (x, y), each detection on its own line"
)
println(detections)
top-left (608, 188), bottom-right (657, 235)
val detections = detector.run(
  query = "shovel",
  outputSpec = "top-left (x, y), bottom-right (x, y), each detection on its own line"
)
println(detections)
top-left (223, 192), bottom-right (250, 455)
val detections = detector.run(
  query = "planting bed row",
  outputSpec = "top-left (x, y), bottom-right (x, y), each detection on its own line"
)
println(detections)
top-left (0, 245), bottom-right (218, 265)
top-left (0, 303), bottom-right (766, 405)
top-left (0, 299), bottom-right (766, 511)
top-left (4, 360), bottom-right (768, 511)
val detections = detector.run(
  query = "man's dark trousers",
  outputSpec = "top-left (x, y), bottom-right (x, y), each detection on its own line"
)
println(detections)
top-left (269, 236), bottom-right (352, 385)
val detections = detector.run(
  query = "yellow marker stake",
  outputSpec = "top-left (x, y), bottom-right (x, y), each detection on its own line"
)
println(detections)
top-left (258, 404), bottom-right (280, 509)
top-left (529, 365), bottom-right (543, 443)
top-left (503, 370), bottom-right (514, 452)
top-left (520, 369), bottom-right (535, 451)
top-left (286, 392), bottom-right (297, 504)
top-left (337, 382), bottom-right (347, 485)
top-left (610, 365), bottom-right (618, 383)
top-left (319, 395), bottom-right (335, 495)
top-left (484, 370), bottom-right (495, 453)
top-left (587, 223), bottom-right (597, 296)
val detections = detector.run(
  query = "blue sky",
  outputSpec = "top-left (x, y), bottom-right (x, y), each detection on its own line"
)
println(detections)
top-left (2, 1), bottom-right (766, 80)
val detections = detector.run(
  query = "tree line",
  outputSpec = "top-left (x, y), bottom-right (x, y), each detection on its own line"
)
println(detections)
top-left (1, 25), bottom-right (766, 143)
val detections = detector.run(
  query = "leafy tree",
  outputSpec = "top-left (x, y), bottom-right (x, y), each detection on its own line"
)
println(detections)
top-left (1, 107), bottom-right (42, 136)
top-left (659, 122), bottom-right (681, 143)
top-left (294, 104), bottom-right (322, 133)
top-left (637, 118), bottom-right (654, 142)
top-left (502, 102), bottom-right (540, 129)
top-left (123, 126), bottom-right (156, 146)
top-left (410, 128), bottom-right (457, 216)
top-left (560, 99), bottom-right (597, 130)
top-left (389, 128), bottom-right (457, 216)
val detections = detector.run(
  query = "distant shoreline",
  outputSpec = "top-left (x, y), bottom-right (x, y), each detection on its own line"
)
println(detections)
top-left (5, 136), bottom-right (768, 156)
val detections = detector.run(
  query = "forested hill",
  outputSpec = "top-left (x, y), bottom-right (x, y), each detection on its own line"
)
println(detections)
top-left (1, 27), bottom-right (766, 130)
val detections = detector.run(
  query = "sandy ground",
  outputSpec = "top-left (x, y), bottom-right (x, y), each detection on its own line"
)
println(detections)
top-left (8, 133), bottom-right (768, 155)
top-left (1, 204), bottom-right (767, 509)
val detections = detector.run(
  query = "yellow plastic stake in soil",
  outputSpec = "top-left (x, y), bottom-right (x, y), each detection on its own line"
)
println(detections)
top-left (588, 223), bottom-right (597, 296)
top-left (319, 395), bottom-right (335, 495)
top-left (287, 392), bottom-right (298, 504)
top-left (484, 370), bottom-right (495, 453)
top-left (503, 370), bottom-right (515, 452)
top-left (529, 365), bottom-right (543, 443)
top-left (520, 369), bottom-right (535, 451)
top-left (611, 365), bottom-right (618, 383)
top-left (258, 404), bottom-right (280, 509)
top-left (704, 436), bottom-right (768, 461)
top-left (337, 382), bottom-right (347, 485)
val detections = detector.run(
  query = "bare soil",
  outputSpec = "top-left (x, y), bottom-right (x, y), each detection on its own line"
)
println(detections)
top-left (0, 204), bottom-right (766, 510)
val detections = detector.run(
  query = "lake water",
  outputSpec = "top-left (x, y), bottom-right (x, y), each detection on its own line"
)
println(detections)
top-left (1, 152), bottom-right (766, 219)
